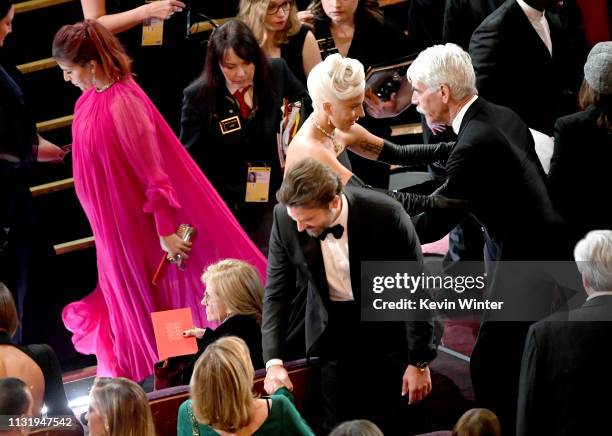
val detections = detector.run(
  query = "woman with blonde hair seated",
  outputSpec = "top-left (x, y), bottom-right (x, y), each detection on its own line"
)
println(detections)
top-left (87, 377), bottom-right (155, 436)
top-left (178, 336), bottom-right (314, 435)
top-left (285, 53), bottom-right (460, 215)
top-left (180, 259), bottom-right (265, 383)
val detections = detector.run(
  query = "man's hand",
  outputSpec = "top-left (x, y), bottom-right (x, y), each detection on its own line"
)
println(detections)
top-left (402, 365), bottom-right (432, 404)
top-left (264, 365), bottom-right (293, 394)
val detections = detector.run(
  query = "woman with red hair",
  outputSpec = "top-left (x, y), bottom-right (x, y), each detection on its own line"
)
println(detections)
top-left (52, 20), bottom-right (266, 381)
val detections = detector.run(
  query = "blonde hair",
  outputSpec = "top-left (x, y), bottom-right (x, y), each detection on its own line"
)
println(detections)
top-left (90, 377), bottom-right (156, 436)
top-left (407, 43), bottom-right (477, 100)
top-left (238, 0), bottom-right (301, 46)
top-left (190, 336), bottom-right (255, 431)
top-left (202, 259), bottom-right (264, 325)
top-left (307, 53), bottom-right (365, 110)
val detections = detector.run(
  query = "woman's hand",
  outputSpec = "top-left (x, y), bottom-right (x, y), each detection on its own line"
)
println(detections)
top-left (182, 327), bottom-right (206, 339)
top-left (297, 9), bottom-right (314, 26)
top-left (160, 233), bottom-right (192, 261)
top-left (143, 0), bottom-right (185, 21)
top-left (37, 136), bottom-right (68, 163)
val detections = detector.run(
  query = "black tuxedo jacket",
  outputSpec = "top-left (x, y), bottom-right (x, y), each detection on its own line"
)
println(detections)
top-left (469, 0), bottom-right (583, 135)
top-left (517, 295), bottom-right (612, 435)
top-left (414, 97), bottom-right (567, 260)
top-left (548, 107), bottom-right (612, 243)
top-left (262, 187), bottom-right (438, 364)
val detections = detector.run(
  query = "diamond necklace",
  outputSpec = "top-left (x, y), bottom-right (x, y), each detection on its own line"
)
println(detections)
top-left (312, 120), bottom-right (343, 155)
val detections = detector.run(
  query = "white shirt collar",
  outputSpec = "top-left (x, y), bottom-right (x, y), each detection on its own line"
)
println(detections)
top-left (586, 291), bottom-right (612, 302)
top-left (330, 193), bottom-right (348, 229)
top-left (516, 0), bottom-right (545, 21)
top-left (452, 95), bottom-right (479, 134)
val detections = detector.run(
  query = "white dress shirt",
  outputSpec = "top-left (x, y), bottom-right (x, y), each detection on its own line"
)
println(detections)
top-left (321, 194), bottom-right (353, 302)
top-left (586, 291), bottom-right (612, 302)
top-left (452, 95), bottom-right (479, 135)
top-left (516, 0), bottom-right (553, 56)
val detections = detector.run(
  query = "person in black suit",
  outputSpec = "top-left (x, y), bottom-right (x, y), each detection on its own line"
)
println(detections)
top-left (404, 43), bottom-right (574, 431)
top-left (469, 0), bottom-right (585, 135)
top-left (261, 158), bottom-right (440, 435)
top-left (517, 230), bottom-right (612, 436)
top-left (548, 41), bottom-right (612, 244)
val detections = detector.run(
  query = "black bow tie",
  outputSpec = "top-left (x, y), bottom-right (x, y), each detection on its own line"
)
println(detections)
top-left (317, 224), bottom-right (344, 241)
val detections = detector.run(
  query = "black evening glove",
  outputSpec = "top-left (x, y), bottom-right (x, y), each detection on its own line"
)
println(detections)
top-left (377, 140), bottom-right (455, 166)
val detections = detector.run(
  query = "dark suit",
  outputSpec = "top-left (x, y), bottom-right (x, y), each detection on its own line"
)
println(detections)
top-left (548, 106), bottom-right (612, 243)
top-left (413, 96), bottom-right (574, 431)
top-left (517, 295), bottom-right (612, 435)
top-left (469, 0), bottom-right (584, 135)
top-left (262, 187), bottom-right (439, 434)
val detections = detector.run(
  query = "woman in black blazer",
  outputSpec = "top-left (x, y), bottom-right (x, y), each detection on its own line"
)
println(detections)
top-left (548, 42), bottom-right (612, 244)
top-left (180, 259), bottom-right (265, 384)
top-left (180, 19), bottom-right (309, 254)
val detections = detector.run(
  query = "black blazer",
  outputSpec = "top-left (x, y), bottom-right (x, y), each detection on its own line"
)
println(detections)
top-left (180, 314), bottom-right (263, 384)
top-left (443, 0), bottom-right (505, 50)
top-left (414, 97), bottom-right (567, 260)
top-left (262, 186), bottom-right (439, 364)
top-left (469, 0), bottom-right (583, 135)
top-left (548, 106), bottom-right (612, 243)
top-left (517, 295), bottom-right (612, 435)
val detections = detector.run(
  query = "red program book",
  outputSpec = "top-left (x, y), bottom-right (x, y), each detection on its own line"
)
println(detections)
top-left (151, 308), bottom-right (198, 360)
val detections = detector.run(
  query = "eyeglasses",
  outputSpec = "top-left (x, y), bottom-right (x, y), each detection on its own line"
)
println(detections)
top-left (267, 1), bottom-right (291, 15)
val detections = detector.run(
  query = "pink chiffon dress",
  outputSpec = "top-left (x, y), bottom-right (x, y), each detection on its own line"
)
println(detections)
top-left (62, 78), bottom-right (266, 381)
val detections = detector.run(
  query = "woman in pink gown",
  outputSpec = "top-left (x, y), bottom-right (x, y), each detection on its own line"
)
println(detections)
top-left (52, 20), bottom-right (266, 381)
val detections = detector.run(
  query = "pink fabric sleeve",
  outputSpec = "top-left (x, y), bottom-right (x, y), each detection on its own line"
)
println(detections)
top-left (110, 92), bottom-right (180, 235)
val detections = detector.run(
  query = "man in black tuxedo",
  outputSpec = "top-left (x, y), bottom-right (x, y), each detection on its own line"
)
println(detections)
top-left (404, 43), bottom-right (576, 431)
top-left (517, 230), bottom-right (612, 436)
top-left (469, 0), bottom-right (586, 135)
top-left (261, 158), bottom-right (439, 434)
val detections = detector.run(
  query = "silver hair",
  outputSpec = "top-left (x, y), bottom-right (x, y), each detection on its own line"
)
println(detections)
top-left (574, 230), bottom-right (612, 293)
top-left (407, 43), bottom-right (477, 100)
top-left (307, 53), bottom-right (365, 110)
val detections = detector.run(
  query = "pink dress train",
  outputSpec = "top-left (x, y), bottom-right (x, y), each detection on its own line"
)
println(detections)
top-left (62, 78), bottom-right (267, 381)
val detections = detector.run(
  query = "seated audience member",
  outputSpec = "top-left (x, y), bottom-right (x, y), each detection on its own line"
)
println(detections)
top-left (180, 19), bottom-right (308, 254)
top-left (548, 41), bottom-right (612, 244)
top-left (452, 408), bottom-right (501, 436)
top-left (87, 377), bottom-right (155, 436)
top-left (329, 420), bottom-right (384, 436)
top-left (238, 0), bottom-right (321, 85)
top-left (285, 53), bottom-right (462, 217)
top-left (0, 282), bottom-right (71, 416)
top-left (180, 259), bottom-right (265, 383)
top-left (517, 230), bottom-right (612, 436)
top-left (0, 377), bottom-right (33, 435)
top-left (178, 336), bottom-right (315, 435)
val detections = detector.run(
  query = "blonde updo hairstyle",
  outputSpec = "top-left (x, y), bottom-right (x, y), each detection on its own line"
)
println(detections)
top-left (307, 53), bottom-right (365, 112)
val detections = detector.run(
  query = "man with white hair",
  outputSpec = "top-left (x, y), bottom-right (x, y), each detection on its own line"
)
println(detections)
top-left (517, 230), bottom-right (612, 435)
top-left (406, 43), bottom-right (572, 431)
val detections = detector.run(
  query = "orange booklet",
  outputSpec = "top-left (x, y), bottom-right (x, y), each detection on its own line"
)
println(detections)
top-left (151, 308), bottom-right (199, 360)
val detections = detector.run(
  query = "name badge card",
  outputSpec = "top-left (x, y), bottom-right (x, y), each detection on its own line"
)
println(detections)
top-left (219, 115), bottom-right (241, 134)
top-left (142, 2), bottom-right (164, 46)
top-left (245, 166), bottom-right (270, 203)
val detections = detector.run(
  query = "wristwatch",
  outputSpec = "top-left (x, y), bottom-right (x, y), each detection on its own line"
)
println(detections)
top-left (414, 361), bottom-right (429, 371)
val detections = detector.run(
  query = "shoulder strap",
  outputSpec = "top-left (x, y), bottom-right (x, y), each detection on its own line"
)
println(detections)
top-left (187, 402), bottom-right (201, 436)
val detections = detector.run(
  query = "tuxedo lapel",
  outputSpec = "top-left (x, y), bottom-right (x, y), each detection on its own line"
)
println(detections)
top-left (345, 190), bottom-right (364, 302)
top-left (457, 96), bottom-right (485, 138)
top-left (509, 0), bottom-right (552, 60)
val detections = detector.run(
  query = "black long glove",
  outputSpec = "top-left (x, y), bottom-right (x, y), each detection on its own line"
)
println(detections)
top-left (381, 188), bottom-right (467, 216)
top-left (377, 140), bottom-right (455, 166)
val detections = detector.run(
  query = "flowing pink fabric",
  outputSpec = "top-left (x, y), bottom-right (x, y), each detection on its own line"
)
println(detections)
top-left (62, 78), bottom-right (267, 381)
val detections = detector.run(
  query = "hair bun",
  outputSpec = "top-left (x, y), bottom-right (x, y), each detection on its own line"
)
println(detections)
top-left (325, 53), bottom-right (365, 100)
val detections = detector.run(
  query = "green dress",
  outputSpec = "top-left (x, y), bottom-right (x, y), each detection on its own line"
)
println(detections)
top-left (177, 387), bottom-right (315, 436)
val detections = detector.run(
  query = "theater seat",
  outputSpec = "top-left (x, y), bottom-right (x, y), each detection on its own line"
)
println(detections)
top-left (147, 358), bottom-right (321, 436)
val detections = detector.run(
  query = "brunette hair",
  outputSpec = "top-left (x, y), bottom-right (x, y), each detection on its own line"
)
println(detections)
top-left (0, 282), bottom-right (18, 336)
top-left (193, 19), bottom-right (273, 116)
top-left (52, 20), bottom-right (131, 81)
top-left (453, 408), bottom-right (502, 436)
top-left (276, 157), bottom-right (342, 208)
top-left (0, 0), bottom-right (12, 20)
top-left (579, 80), bottom-right (612, 132)
top-left (309, 0), bottom-right (383, 25)
top-left (190, 336), bottom-right (255, 431)
top-left (238, 0), bottom-right (301, 46)
top-left (201, 259), bottom-right (264, 325)
top-left (0, 378), bottom-right (31, 416)
top-left (90, 377), bottom-right (156, 436)
top-left (329, 419), bottom-right (384, 436)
